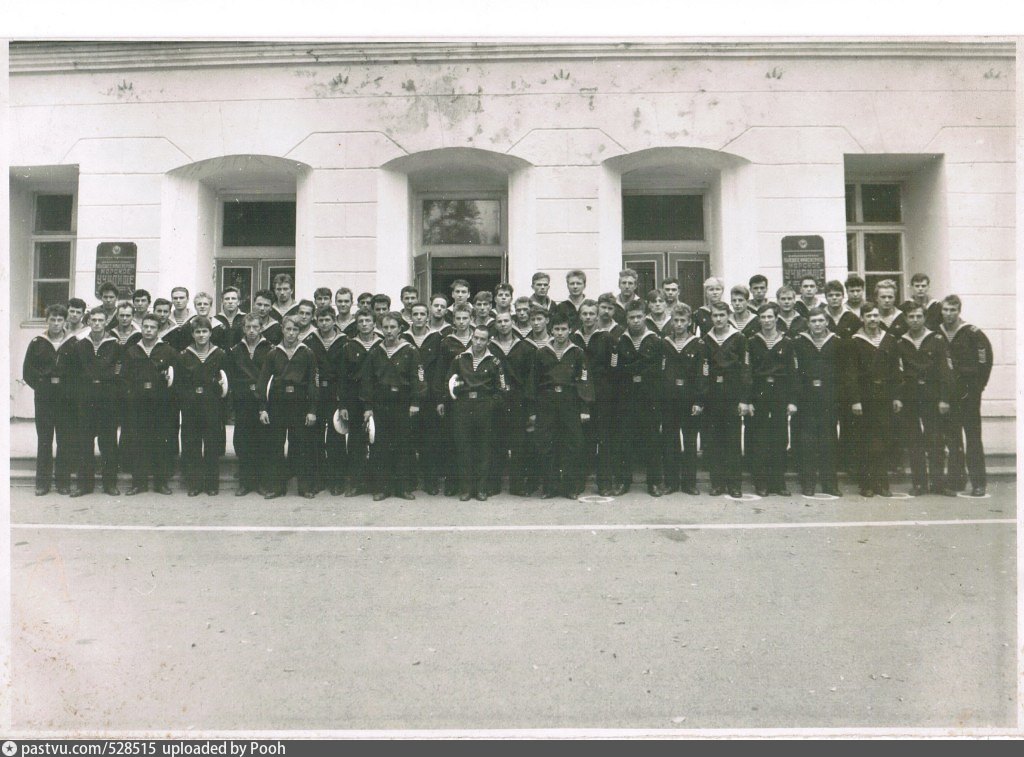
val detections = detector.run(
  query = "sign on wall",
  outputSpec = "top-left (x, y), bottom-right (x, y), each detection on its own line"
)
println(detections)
top-left (95, 242), bottom-right (138, 298)
top-left (781, 236), bottom-right (825, 290)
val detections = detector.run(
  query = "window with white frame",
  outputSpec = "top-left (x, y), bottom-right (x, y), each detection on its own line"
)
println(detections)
top-left (846, 182), bottom-right (905, 302)
top-left (31, 193), bottom-right (76, 319)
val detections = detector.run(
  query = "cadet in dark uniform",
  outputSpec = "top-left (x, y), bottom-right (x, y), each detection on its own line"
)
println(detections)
top-left (692, 277), bottom-right (725, 338)
top-left (490, 309), bottom-right (538, 497)
top-left (448, 325), bottom-right (508, 501)
top-left (875, 280), bottom-right (909, 338)
top-left (702, 301), bottom-right (751, 498)
top-left (660, 304), bottom-right (705, 496)
top-left (794, 276), bottom-right (823, 319)
top-left (435, 303), bottom-right (475, 495)
top-left (404, 302), bottom-right (445, 494)
top-left (305, 307), bottom-right (347, 495)
top-left (71, 307), bottom-right (123, 497)
top-left (643, 289), bottom-right (672, 337)
top-left (176, 316), bottom-right (229, 496)
top-left (823, 280), bottom-right (862, 340)
top-left (896, 302), bottom-right (954, 496)
top-left (212, 286), bottom-right (245, 350)
top-left (530, 311), bottom-right (593, 499)
top-left (793, 308), bottom-right (841, 496)
top-left (610, 301), bottom-right (664, 496)
top-left (252, 289), bottom-right (282, 345)
top-left (470, 291), bottom-right (496, 332)
top-left (570, 300), bottom-right (615, 496)
top-left (259, 315), bottom-right (319, 499)
top-left (939, 294), bottom-right (993, 496)
top-left (611, 269), bottom-right (642, 327)
top-left (554, 270), bottom-right (587, 332)
top-left (122, 313), bottom-right (178, 495)
top-left (527, 271), bottom-right (554, 316)
top-left (729, 285), bottom-right (760, 338)
top-left (841, 302), bottom-right (902, 497)
top-left (108, 301), bottom-right (141, 475)
top-left (775, 286), bottom-right (808, 337)
top-left (747, 303), bottom-right (797, 497)
top-left (335, 288), bottom-right (358, 337)
top-left (269, 273), bottom-right (299, 323)
top-left (339, 308), bottom-right (380, 497)
top-left (360, 312), bottom-right (427, 501)
top-left (22, 304), bottom-right (78, 495)
top-left (901, 273), bottom-right (943, 332)
top-left (229, 313), bottom-right (274, 496)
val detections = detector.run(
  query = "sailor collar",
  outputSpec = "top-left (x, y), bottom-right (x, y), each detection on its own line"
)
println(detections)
top-left (185, 344), bottom-right (220, 359)
top-left (799, 331), bottom-right (835, 348)
top-left (704, 326), bottom-right (740, 345)
top-left (666, 334), bottom-right (699, 352)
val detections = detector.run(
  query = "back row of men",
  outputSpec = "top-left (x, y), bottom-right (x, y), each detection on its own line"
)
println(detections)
top-left (24, 268), bottom-right (992, 502)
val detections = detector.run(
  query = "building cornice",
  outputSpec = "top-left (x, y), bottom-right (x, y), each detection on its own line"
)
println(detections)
top-left (8, 38), bottom-right (1016, 73)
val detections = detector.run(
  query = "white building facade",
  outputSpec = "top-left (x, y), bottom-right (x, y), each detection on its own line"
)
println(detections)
top-left (7, 39), bottom-right (1016, 453)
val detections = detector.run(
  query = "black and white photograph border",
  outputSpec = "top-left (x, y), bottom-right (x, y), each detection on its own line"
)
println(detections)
top-left (2, 0), bottom-right (1022, 741)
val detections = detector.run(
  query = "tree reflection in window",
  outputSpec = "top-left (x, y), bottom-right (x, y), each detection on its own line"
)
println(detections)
top-left (422, 200), bottom-right (501, 245)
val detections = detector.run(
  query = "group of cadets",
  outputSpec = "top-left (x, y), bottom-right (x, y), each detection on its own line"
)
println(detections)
top-left (23, 267), bottom-right (993, 501)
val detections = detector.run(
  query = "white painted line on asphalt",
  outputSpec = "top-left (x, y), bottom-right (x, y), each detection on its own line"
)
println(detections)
top-left (10, 518), bottom-right (1016, 534)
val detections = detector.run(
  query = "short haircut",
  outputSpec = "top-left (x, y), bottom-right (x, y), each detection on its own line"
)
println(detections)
top-left (170, 286), bottom-right (189, 298)
top-left (117, 302), bottom-right (135, 313)
top-left (528, 306), bottom-right (550, 319)
top-left (531, 271), bottom-right (551, 284)
top-left (903, 301), bottom-right (925, 316)
top-left (98, 281), bottom-right (119, 296)
top-left (400, 285), bottom-right (419, 298)
top-left (68, 297), bottom-right (88, 311)
top-left (88, 306), bottom-right (108, 319)
top-left (662, 276), bottom-right (679, 287)
top-left (845, 275), bottom-right (865, 290)
top-left (645, 288), bottom-right (665, 303)
top-left (513, 296), bottom-right (532, 308)
top-left (45, 304), bottom-right (69, 319)
top-left (355, 307), bottom-right (375, 322)
top-left (566, 269), bottom-right (586, 283)
top-left (281, 315), bottom-right (302, 330)
top-left (757, 302), bottom-right (780, 316)
top-left (410, 301), bottom-right (429, 313)
top-left (190, 315), bottom-right (212, 333)
top-left (430, 293), bottom-right (450, 306)
top-left (776, 285), bottom-right (796, 298)
top-left (942, 294), bottom-right (962, 310)
top-left (579, 298), bottom-right (599, 312)
top-left (371, 294), bottom-right (392, 307)
top-left (193, 291), bottom-right (213, 305)
top-left (272, 273), bottom-right (294, 289)
top-left (253, 288), bottom-right (274, 304)
top-left (450, 279), bottom-right (470, 292)
top-left (824, 279), bottom-right (845, 295)
top-left (709, 301), bottom-right (731, 314)
top-left (141, 313), bottom-right (161, 327)
top-left (314, 306), bottom-right (336, 320)
top-left (380, 311), bottom-right (403, 327)
top-left (799, 276), bottom-right (818, 287)
top-left (494, 283), bottom-right (513, 296)
top-left (221, 286), bottom-right (240, 298)
top-left (452, 302), bottom-right (473, 316)
top-left (626, 300), bottom-right (646, 315)
top-left (618, 268), bottom-right (638, 281)
top-left (474, 291), bottom-right (494, 304)
top-left (748, 274), bottom-right (768, 288)
top-left (806, 306), bottom-right (828, 320)
top-left (357, 291), bottom-right (373, 303)
top-left (472, 324), bottom-right (492, 336)
top-left (243, 313), bottom-right (263, 327)
top-left (859, 301), bottom-right (879, 317)
top-left (152, 298), bottom-right (171, 310)
top-left (703, 276), bottom-right (724, 289)
top-left (335, 287), bottom-right (353, 299)
top-left (297, 299), bottom-right (316, 313)
top-left (313, 287), bottom-right (332, 299)
top-left (132, 288), bottom-right (152, 302)
top-left (730, 285), bottom-right (750, 300)
top-left (597, 292), bottom-right (617, 307)
top-left (671, 303), bottom-right (692, 318)
top-left (910, 273), bottom-right (930, 285)
top-left (874, 279), bottom-right (898, 296)
top-left (549, 312), bottom-right (570, 328)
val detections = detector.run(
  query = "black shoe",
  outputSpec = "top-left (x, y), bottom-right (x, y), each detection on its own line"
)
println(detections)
top-left (206, 487), bottom-right (219, 496)
top-left (329, 485), bottom-right (345, 496)
top-left (772, 488), bottom-right (791, 497)
top-left (911, 485), bottom-right (926, 496)
top-left (933, 487), bottom-right (954, 497)
top-left (597, 487), bottom-right (611, 497)
top-left (372, 491), bottom-right (390, 501)
top-left (187, 488), bottom-right (202, 497)
top-left (397, 491), bottom-right (416, 500)
top-left (475, 492), bottom-right (488, 502)
top-left (69, 487), bottom-right (90, 498)
top-left (540, 491), bottom-right (557, 499)
top-left (125, 486), bottom-right (146, 496)
top-left (971, 486), bottom-right (986, 497)
top-left (802, 486), bottom-right (814, 496)
top-left (859, 487), bottom-right (874, 498)
top-left (710, 486), bottom-right (725, 496)
top-left (236, 485), bottom-right (253, 497)
top-left (155, 484), bottom-right (173, 495)
top-left (343, 486), bottom-right (363, 498)
top-left (424, 486), bottom-right (440, 496)
top-left (647, 485), bottom-right (662, 497)
top-left (728, 488), bottom-right (742, 498)
top-left (877, 487), bottom-right (893, 497)
top-left (56, 486), bottom-right (71, 496)
top-left (443, 485), bottom-right (458, 497)
top-left (755, 486), bottom-right (769, 497)
top-left (681, 486), bottom-right (699, 496)
top-left (300, 491), bottom-right (315, 499)
top-left (35, 486), bottom-right (50, 496)
top-left (564, 492), bottom-right (579, 501)
top-left (104, 486), bottom-right (121, 497)
top-left (459, 492), bottom-right (472, 502)
top-left (264, 490), bottom-right (285, 500)
top-left (822, 487), bottom-right (841, 497)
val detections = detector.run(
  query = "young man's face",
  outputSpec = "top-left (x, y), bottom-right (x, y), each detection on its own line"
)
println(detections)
top-left (777, 291), bottom-right (795, 312)
top-left (514, 303), bottom-right (530, 322)
top-left (550, 323), bottom-right (569, 345)
top-left (846, 286), bottom-right (864, 304)
top-left (358, 295), bottom-right (372, 310)
top-left (579, 305), bottom-right (598, 330)
top-left (281, 322), bottom-right (299, 347)
top-left (598, 302), bottom-right (615, 323)
top-left (372, 302), bottom-right (389, 319)
top-left (758, 309), bottom-right (778, 332)
top-left (662, 282), bottom-right (679, 303)
top-left (649, 296), bottom-right (666, 316)
top-left (46, 313), bottom-right (66, 335)
top-left (566, 276), bottom-right (585, 297)
top-left (314, 293), bottom-right (332, 310)
top-left (750, 282), bottom-right (767, 303)
top-left (800, 280), bottom-right (818, 299)
top-left (381, 319), bottom-right (401, 343)
top-left (89, 312), bottom-right (107, 335)
top-left (117, 306), bottom-right (134, 328)
top-left (194, 299), bottom-right (212, 317)
top-left (495, 312), bottom-right (513, 337)
top-left (530, 313), bottom-right (548, 334)
top-left (401, 291), bottom-right (418, 310)
top-left (705, 284), bottom-right (723, 304)
top-left (133, 296), bottom-right (150, 314)
top-left (141, 320), bottom-right (159, 341)
top-left (253, 297), bottom-right (273, 318)
top-left (862, 308), bottom-right (881, 329)
top-left (411, 306), bottom-right (428, 329)
top-left (825, 290), bottom-right (844, 309)
top-left (356, 315), bottom-right (375, 336)
top-left (297, 306), bottom-right (315, 327)
top-left (532, 278), bottom-right (550, 298)
top-left (317, 313), bottom-right (336, 335)
top-left (222, 292), bottom-right (239, 313)
top-left (941, 303), bottom-right (961, 326)
top-left (473, 300), bottom-right (491, 318)
top-left (335, 292), bottom-right (353, 315)
top-left (171, 291), bottom-right (188, 311)
top-left (876, 289), bottom-right (896, 310)
top-left (452, 286), bottom-right (470, 304)
top-left (67, 306), bottom-right (84, 326)
top-left (730, 293), bottom-right (748, 315)
top-left (808, 314), bottom-right (828, 337)
top-left (618, 276), bottom-right (637, 299)
top-left (243, 320), bottom-right (261, 340)
top-left (626, 310), bottom-right (645, 334)
top-left (430, 298), bottom-right (448, 320)
top-left (471, 328), bottom-right (490, 352)
top-left (710, 308), bottom-right (729, 329)
top-left (495, 289), bottom-right (512, 309)
top-left (153, 304), bottom-right (170, 325)
top-left (193, 327), bottom-right (211, 347)
top-left (101, 291), bottom-right (118, 309)
top-left (453, 311), bottom-right (471, 332)
top-left (274, 283), bottom-right (293, 304)
top-left (906, 309), bottom-right (926, 333)
top-left (671, 313), bottom-right (690, 336)
top-left (912, 279), bottom-right (930, 298)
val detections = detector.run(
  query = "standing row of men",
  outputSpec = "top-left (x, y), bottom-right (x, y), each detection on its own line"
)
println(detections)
top-left (23, 267), bottom-right (992, 500)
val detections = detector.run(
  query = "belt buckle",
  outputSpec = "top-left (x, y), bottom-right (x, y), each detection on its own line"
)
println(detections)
top-left (766, 377), bottom-right (775, 384)
top-left (553, 386), bottom-right (563, 393)
top-left (142, 382), bottom-right (153, 389)
top-left (812, 379), bottom-right (822, 387)
top-left (675, 378), bottom-right (684, 386)
top-left (249, 384), bottom-right (256, 391)
top-left (320, 380), bottom-right (330, 387)
top-left (92, 379), bottom-right (102, 384)
top-left (918, 380), bottom-right (926, 385)
top-left (632, 375), bottom-right (642, 383)
top-left (716, 376), bottom-right (724, 383)
top-left (390, 386), bottom-right (399, 393)
top-left (284, 386), bottom-right (295, 393)
top-left (467, 391), bottom-right (478, 399)
top-left (50, 377), bottom-right (61, 384)
top-left (195, 387), bottom-right (204, 394)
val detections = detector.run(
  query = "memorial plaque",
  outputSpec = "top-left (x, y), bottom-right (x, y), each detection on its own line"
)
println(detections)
top-left (781, 235), bottom-right (825, 290)
top-left (95, 242), bottom-right (138, 298)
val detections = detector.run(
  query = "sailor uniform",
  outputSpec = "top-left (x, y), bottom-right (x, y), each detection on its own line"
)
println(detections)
top-left (610, 328), bottom-right (664, 492)
top-left (339, 335), bottom-right (380, 494)
top-left (941, 321), bottom-right (993, 491)
top-left (229, 338), bottom-right (274, 494)
top-left (896, 329), bottom-right (954, 492)
top-left (701, 327), bottom-right (751, 493)
top-left (304, 330), bottom-right (348, 493)
top-left (448, 348), bottom-right (509, 497)
top-left (259, 342), bottom-right (319, 496)
top-left (74, 335), bottom-right (123, 492)
top-left (660, 333), bottom-right (706, 493)
top-left (22, 331), bottom-right (79, 491)
top-left (747, 331), bottom-right (797, 494)
top-left (122, 340), bottom-right (179, 491)
top-left (490, 334), bottom-right (538, 496)
top-left (176, 345), bottom-right (229, 493)
top-left (793, 332), bottom-right (841, 494)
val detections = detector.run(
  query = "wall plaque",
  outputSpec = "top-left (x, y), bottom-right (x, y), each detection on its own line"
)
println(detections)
top-left (781, 235), bottom-right (825, 290)
top-left (95, 242), bottom-right (138, 298)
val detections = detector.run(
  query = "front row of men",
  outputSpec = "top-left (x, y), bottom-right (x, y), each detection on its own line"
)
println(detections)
top-left (24, 291), bottom-right (991, 500)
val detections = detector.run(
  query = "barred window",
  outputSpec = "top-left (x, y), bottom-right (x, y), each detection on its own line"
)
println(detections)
top-left (846, 183), bottom-right (905, 301)
top-left (31, 194), bottom-right (76, 318)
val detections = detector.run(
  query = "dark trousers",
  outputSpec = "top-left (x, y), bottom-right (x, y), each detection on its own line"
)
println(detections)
top-left (586, 388), bottom-right (617, 491)
top-left (440, 401), bottom-right (458, 493)
top-left (507, 392), bottom-right (537, 494)
top-left (946, 393), bottom-right (985, 489)
top-left (77, 395), bottom-right (119, 490)
top-left (852, 400), bottom-right (891, 492)
top-left (370, 396), bottom-right (416, 494)
top-left (313, 397), bottom-right (345, 491)
top-left (181, 402), bottom-right (224, 491)
top-left (116, 393), bottom-right (134, 480)
top-left (902, 395), bottom-right (945, 490)
top-left (661, 392), bottom-right (700, 490)
top-left (535, 390), bottom-right (584, 495)
top-left (131, 394), bottom-right (176, 488)
top-left (704, 398), bottom-right (743, 490)
top-left (233, 398), bottom-right (268, 491)
top-left (798, 393), bottom-right (837, 492)
top-left (34, 394), bottom-right (74, 490)
top-left (748, 393), bottom-right (789, 491)
top-left (345, 399), bottom-right (372, 492)
top-left (267, 397), bottom-right (315, 495)
top-left (613, 386), bottom-right (662, 488)
top-left (414, 404), bottom-right (443, 491)
top-left (454, 395), bottom-right (497, 495)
